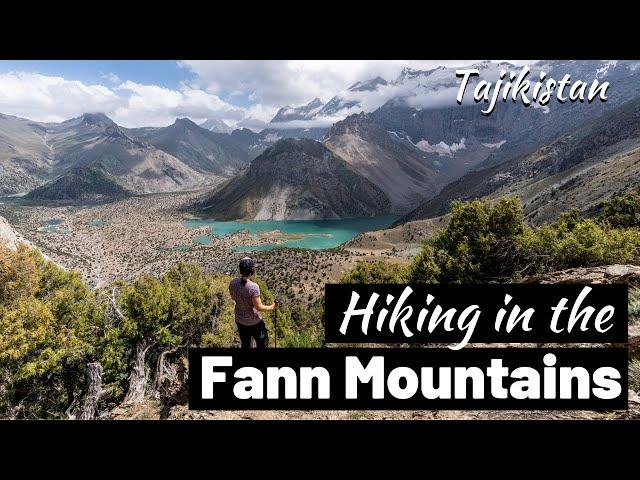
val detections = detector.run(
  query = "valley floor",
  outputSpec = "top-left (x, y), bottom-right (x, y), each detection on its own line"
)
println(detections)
top-left (0, 191), bottom-right (419, 304)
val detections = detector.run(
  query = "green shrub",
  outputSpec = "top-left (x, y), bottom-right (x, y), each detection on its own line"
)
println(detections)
top-left (340, 260), bottom-right (408, 284)
top-left (408, 197), bottom-right (525, 283)
top-left (407, 245), bottom-right (441, 284)
top-left (0, 247), bottom-right (243, 418)
top-left (0, 244), bottom-right (102, 418)
top-left (408, 197), bottom-right (640, 283)
top-left (268, 300), bottom-right (324, 348)
top-left (600, 191), bottom-right (640, 228)
top-left (517, 218), bottom-right (640, 273)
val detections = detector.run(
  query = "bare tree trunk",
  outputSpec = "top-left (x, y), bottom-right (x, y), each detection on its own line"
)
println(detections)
top-left (152, 347), bottom-right (189, 408)
top-left (78, 363), bottom-right (103, 420)
top-left (66, 362), bottom-right (113, 420)
top-left (110, 287), bottom-right (125, 320)
top-left (152, 347), bottom-right (179, 392)
top-left (123, 339), bottom-right (149, 404)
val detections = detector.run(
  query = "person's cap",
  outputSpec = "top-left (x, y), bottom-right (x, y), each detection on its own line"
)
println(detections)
top-left (240, 256), bottom-right (254, 266)
top-left (239, 257), bottom-right (255, 270)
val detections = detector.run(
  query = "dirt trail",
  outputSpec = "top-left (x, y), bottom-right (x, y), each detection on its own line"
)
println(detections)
top-left (109, 397), bottom-right (639, 420)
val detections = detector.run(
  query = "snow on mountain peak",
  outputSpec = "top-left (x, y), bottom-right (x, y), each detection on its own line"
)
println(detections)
top-left (270, 97), bottom-right (326, 123)
top-left (200, 118), bottom-right (233, 134)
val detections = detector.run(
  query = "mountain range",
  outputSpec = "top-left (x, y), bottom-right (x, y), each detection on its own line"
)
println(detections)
top-left (0, 113), bottom-right (257, 200)
top-left (401, 95), bottom-right (640, 225)
top-left (2, 60), bottom-right (640, 220)
top-left (128, 117), bottom-right (250, 176)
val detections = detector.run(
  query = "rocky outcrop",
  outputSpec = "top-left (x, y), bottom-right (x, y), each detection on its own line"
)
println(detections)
top-left (524, 264), bottom-right (640, 285)
top-left (0, 215), bottom-right (31, 250)
top-left (325, 113), bottom-right (441, 213)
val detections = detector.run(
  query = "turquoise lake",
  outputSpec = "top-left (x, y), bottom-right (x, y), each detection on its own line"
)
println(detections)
top-left (38, 218), bottom-right (70, 234)
top-left (89, 219), bottom-right (108, 227)
top-left (185, 216), bottom-right (400, 252)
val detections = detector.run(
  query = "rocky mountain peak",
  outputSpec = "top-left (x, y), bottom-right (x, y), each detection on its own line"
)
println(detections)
top-left (348, 76), bottom-right (389, 92)
top-left (199, 117), bottom-right (233, 134)
top-left (326, 112), bottom-right (371, 137)
top-left (78, 113), bottom-right (145, 145)
top-left (199, 136), bottom-right (390, 220)
top-left (255, 138), bottom-right (324, 164)
top-left (81, 112), bottom-right (116, 128)
top-left (396, 66), bottom-right (432, 82)
top-left (271, 98), bottom-right (326, 123)
top-left (172, 117), bottom-right (200, 130)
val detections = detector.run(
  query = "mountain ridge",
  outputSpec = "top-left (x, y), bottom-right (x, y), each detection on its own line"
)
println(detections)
top-left (0, 113), bottom-right (229, 197)
top-left (399, 96), bottom-right (640, 225)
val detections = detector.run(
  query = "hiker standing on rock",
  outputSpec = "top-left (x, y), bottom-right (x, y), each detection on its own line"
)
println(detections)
top-left (228, 257), bottom-right (277, 348)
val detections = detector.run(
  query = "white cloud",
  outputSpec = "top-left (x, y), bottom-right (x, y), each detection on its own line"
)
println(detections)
top-left (235, 103), bottom-right (279, 131)
top-left (111, 81), bottom-right (244, 127)
top-left (0, 72), bottom-right (121, 123)
top-left (0, 71), bottom-right (242, 128)
top-left (102, 72), bottom-right (121, 83)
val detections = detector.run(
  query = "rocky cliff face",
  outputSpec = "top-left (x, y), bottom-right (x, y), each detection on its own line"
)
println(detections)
top-left (0, 215), bottom-right (28, 250)
top-left (370, 100), bottom-right (544, 171)
top-left (0, 113), bottom-right (54, 194)
top-left (198, 138), bottom-right (390, 220)
top-left (325, 113), bottom-right (441, 213)
top-left (0, 215), bottom-right (47, 260)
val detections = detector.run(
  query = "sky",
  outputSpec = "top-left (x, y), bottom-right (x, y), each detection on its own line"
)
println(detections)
top-left (0, 60), bottom-right (531, 131)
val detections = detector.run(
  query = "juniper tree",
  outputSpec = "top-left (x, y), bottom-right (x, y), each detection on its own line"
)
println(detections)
top-left (0, 244), bottom-right (101, 418)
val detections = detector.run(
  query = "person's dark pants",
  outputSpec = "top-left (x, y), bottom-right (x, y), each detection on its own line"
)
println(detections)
top-left (236, 320), bottom-right (269, 349)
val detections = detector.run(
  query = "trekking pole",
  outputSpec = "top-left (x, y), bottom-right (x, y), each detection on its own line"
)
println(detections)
top-left (273, 299), bottom-right (278, 348)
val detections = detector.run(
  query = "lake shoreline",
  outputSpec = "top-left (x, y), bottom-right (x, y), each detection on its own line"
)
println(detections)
top-left (185, 215), bottom-right (401, 252)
